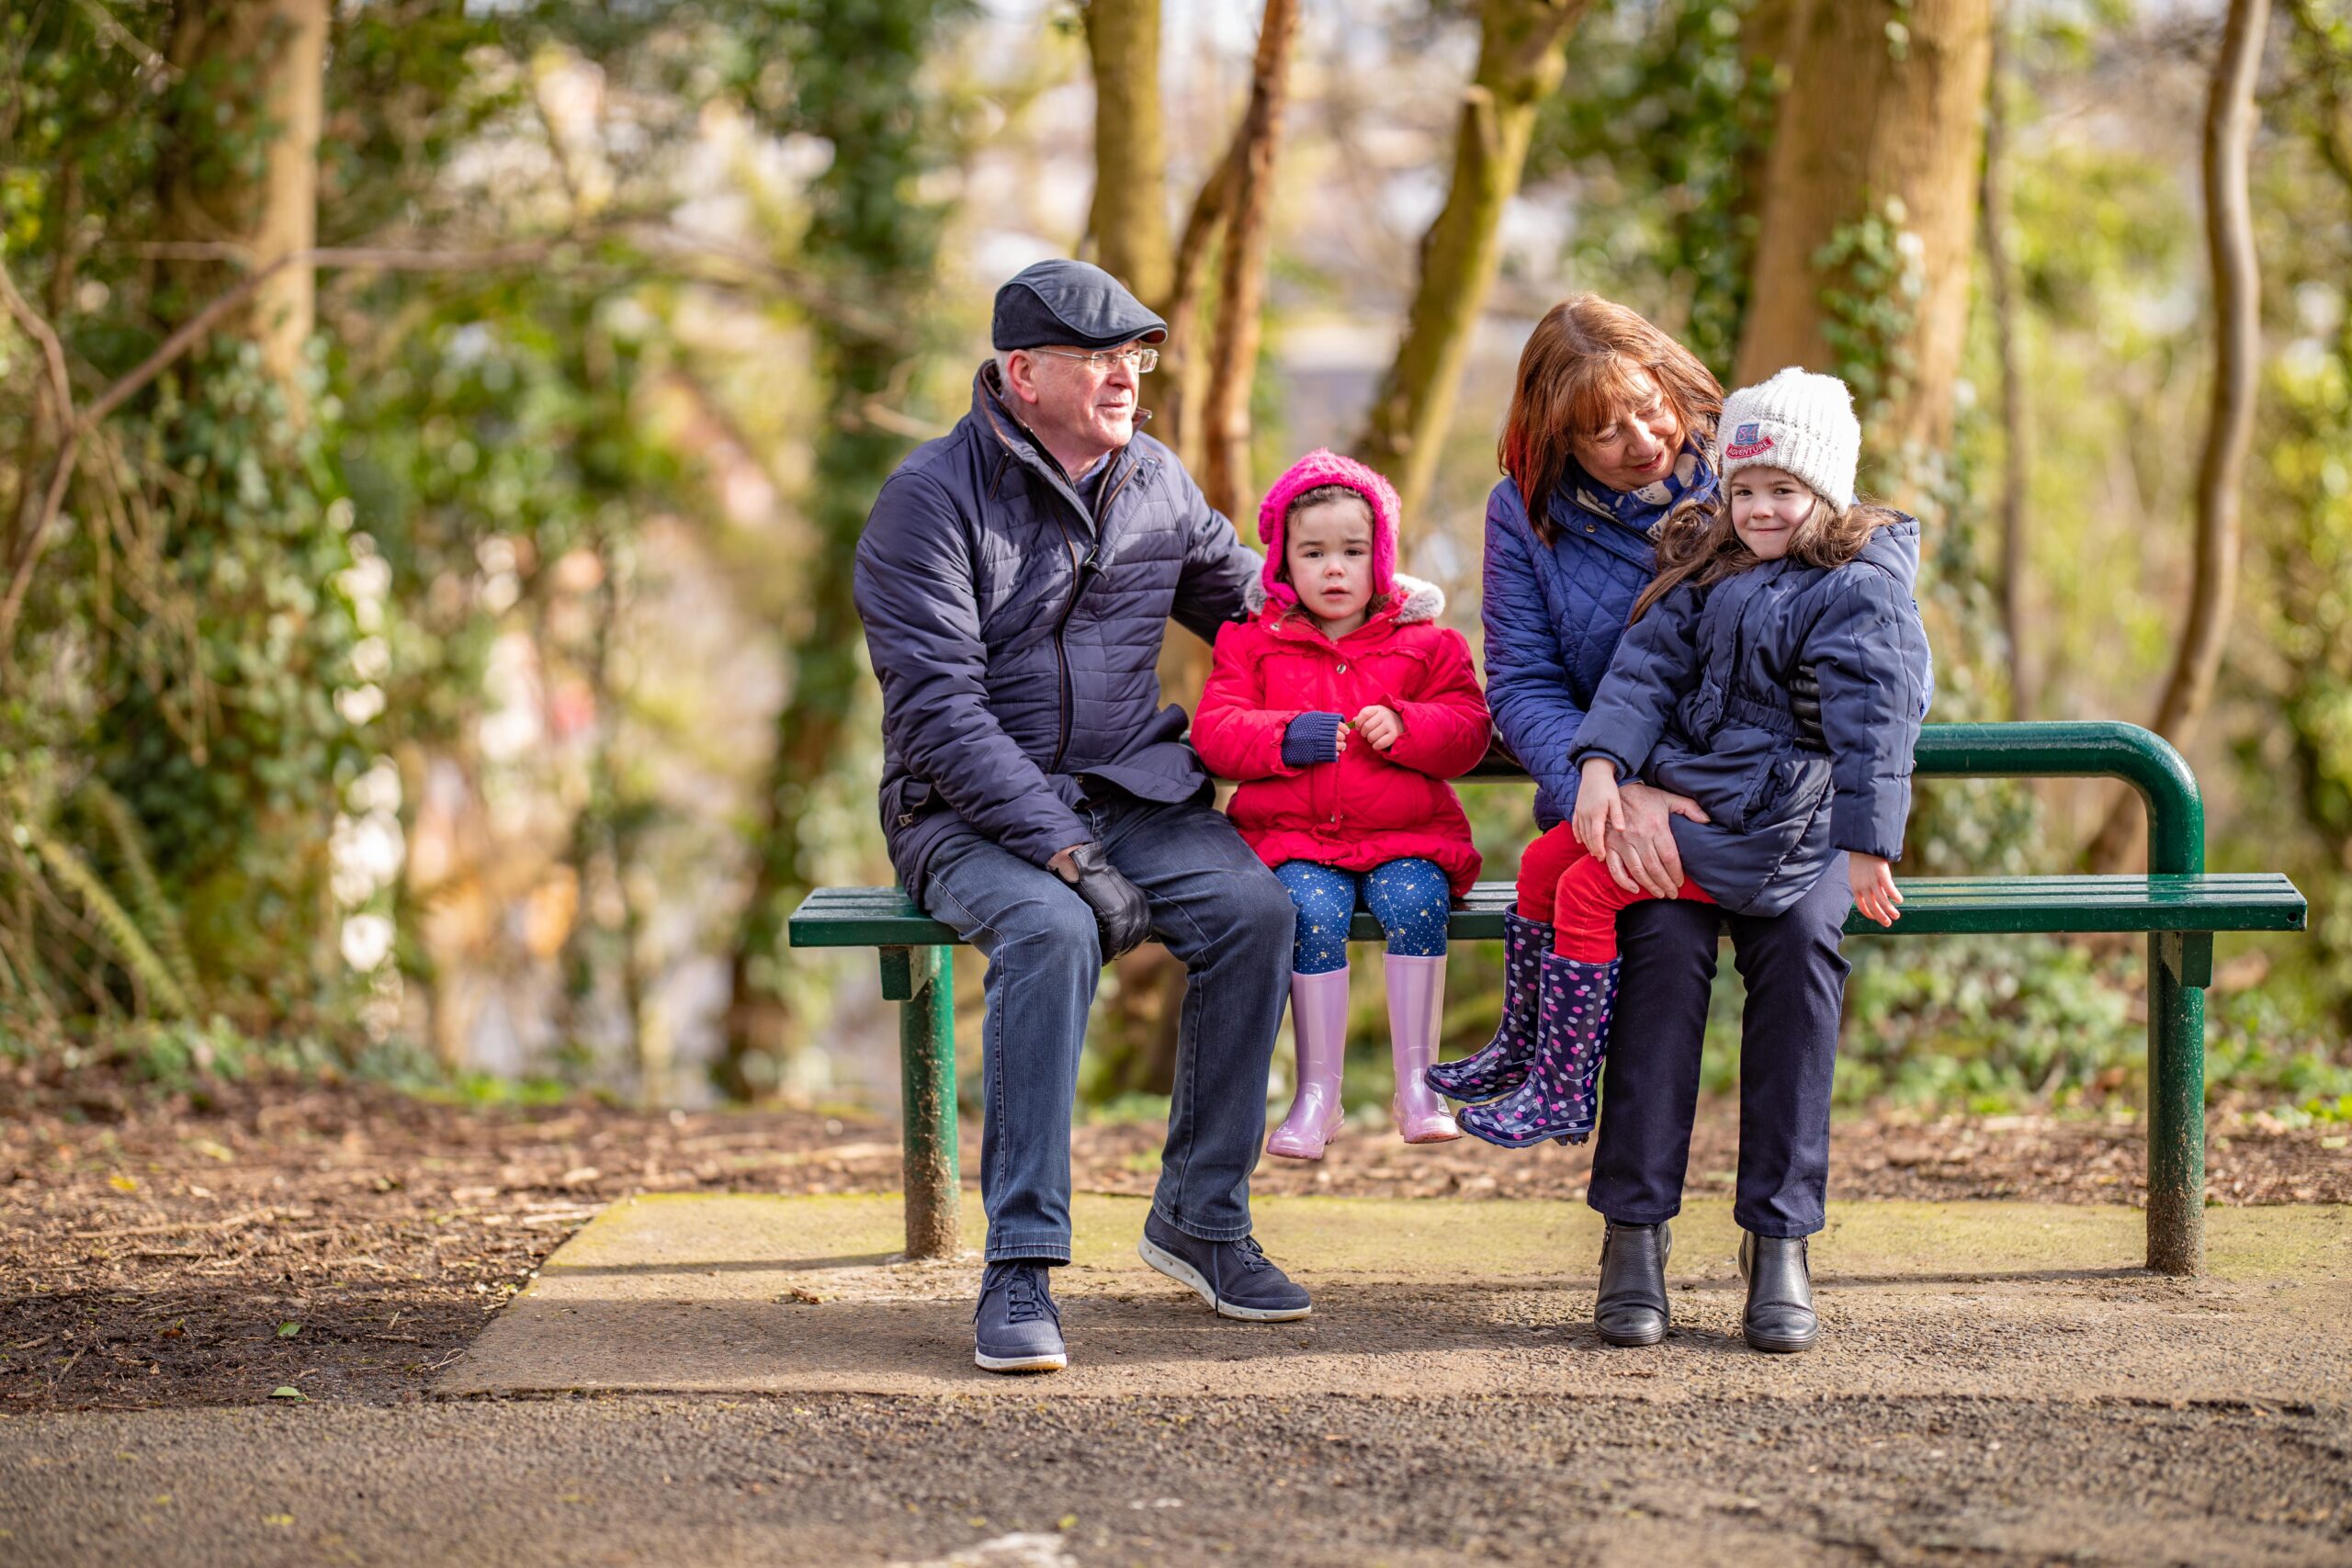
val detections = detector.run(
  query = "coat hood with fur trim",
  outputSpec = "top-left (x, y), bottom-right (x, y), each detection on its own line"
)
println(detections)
top-left (1241, 570), bottom-right (1446, 627)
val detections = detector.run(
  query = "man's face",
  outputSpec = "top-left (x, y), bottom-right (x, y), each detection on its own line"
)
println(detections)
top-left (1005, 341), bottom-right (1148, 459)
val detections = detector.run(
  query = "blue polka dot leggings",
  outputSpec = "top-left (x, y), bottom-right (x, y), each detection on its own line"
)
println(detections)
top-left (1273, 858), bottom-right (1452, 976)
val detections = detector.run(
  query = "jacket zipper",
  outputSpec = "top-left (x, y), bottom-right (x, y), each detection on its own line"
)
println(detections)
top-left (1046, 450), bottom-right (1140, 775)
top-left (1325, 644), bottom-right (1344, 828)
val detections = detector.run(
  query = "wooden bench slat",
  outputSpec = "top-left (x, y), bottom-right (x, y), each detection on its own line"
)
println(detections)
top-left (789, 873), bottom-right (2307, 948)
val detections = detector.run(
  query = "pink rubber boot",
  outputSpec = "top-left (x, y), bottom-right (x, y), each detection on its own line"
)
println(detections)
top-left (1385, 954), bottom-right (1462, 1144)
top-left (1267, 966), bottom-right (1350, 1160)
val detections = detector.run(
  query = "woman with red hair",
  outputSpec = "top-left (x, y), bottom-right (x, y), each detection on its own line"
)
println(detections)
top-left (1438, 296), bottom-right (1851, 1357)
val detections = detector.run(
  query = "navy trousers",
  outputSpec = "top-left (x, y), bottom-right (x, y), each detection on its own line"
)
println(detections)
top-left (1586, 866), bottom-right (1851, 1238)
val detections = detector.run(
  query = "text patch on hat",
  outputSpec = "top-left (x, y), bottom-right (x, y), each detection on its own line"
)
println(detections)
top-left (1724, 422), bottom-right (1776, 460)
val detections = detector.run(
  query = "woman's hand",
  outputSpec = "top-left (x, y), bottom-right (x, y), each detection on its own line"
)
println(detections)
top-left (1573, 759), bottom-right (1623, 857)
top-left (1848, 851), bottom-right (1902, 927)
top-left (1351, 705), bottom-right (1404, 751)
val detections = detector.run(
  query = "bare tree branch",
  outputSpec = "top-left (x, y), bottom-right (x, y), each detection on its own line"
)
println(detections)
top-left (2086, 0), bottom-right (2271, 870)
top-left (0, 254), bottom-right (79, 433)
top-left (0, 220), bottom-right (907, 668)
top-left (1200, 0), bottom-right (1303, 526)
top-left (1982, 3), bottom-right (2034, 719)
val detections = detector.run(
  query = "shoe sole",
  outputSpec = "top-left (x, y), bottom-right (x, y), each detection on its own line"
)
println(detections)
top-left (974, 1348), bottom-right (1068, 1373)
top-left (1596, 1324), bottom-right (1667, 1348)
top-left (1459, 1121), bottom-right (1594, 1149)
top-left (1137, 1236), bottom-right (1312, 1322)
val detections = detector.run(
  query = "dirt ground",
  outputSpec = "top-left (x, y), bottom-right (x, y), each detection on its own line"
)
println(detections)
top-left (2, 1063), bottom-right (2346, 1416)
top-left (6, 1393), bottom-right (2346, 1567)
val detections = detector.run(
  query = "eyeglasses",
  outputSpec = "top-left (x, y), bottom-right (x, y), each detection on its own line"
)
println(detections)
top-left (1029, 345), bottom-right (1159, 374)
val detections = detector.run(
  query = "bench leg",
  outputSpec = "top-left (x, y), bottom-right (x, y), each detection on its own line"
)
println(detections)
top-left (2146, 931), bottom-right (2211, 1276)
top-left (880, 944), bottom-right (961, 1261)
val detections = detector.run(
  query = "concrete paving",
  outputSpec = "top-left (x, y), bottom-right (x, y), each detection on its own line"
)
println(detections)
top-left (435, 1193), bottom-right (2352, 1404)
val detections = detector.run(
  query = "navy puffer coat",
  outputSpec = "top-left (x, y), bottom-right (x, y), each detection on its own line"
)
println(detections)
top-left (1480, 478), bottom-right (1661, 831)
top-left (1571, 518), bottom-right (1934, 917)
top-left (854, 365), bottom-right (1260, 900)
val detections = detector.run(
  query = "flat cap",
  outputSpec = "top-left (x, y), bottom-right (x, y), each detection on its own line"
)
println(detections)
top-left (991, 259), bottom-right (1168, 352)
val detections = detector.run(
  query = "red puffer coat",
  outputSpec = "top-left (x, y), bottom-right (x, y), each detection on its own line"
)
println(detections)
top-left (1194, 577), bottom-right (1492, 895)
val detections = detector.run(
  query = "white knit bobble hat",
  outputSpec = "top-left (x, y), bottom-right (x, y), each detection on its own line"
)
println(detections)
top-left (1714, 367), bottom-right (1861, 512)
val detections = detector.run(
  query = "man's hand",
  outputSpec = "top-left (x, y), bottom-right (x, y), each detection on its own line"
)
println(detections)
top-left (1848, 851), bottom-right (1902, 927)
top-left (1052, 842), bottom-right (1152, 958)
top-left (1351, 705), bottom-right (1404, 751)
top-left (1601, 782), bottom-right (1711, 897)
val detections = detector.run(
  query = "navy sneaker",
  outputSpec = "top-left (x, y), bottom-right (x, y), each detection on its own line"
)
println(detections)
top-left (973, 1260), bottom-right (1066, 1373)
top-left (1138, 1211), bottom-right (1312, 1322)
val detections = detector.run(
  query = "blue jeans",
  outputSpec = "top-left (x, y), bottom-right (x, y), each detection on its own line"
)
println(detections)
top-left (1587, 865), bottom-right (1851, 1237)
top-left (1273, 858), bottom-right (1451, 974)
top-left (919, 790), bottom-right (1295, 1264)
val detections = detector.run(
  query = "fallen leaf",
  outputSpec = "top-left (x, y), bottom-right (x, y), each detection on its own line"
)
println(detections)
top-left (783, 1288), bottom-right (825, 1306)
top-left (1057, 1514), bottom-right (1079, 1531)
top-left (263, 1513), bottom-right (294, 1527)
top-left (108, 1174), bottom-right (139, 1193)
top-left (277, 1322), bottom-right (301, 1338)
top-left (269, 1386), bottom-right (305, 1402)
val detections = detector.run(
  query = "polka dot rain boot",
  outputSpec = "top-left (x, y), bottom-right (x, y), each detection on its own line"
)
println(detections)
top-left (1426, 910), bottom-right (1550, 1103)
top-left (1457, 951), bottom-right (1618, 1148)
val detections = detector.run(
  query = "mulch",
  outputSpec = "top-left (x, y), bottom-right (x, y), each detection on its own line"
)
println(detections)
top-left (2, 1064), bottom-right (2343, 1416)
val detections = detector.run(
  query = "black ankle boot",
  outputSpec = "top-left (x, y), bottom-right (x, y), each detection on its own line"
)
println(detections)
top-left (1594, 1221), bottom-right (1670, 1347)
top-left (1737, 1232), bottom-right (1817, 1353)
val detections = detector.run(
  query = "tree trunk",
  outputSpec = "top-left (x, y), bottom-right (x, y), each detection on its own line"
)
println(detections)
top-left (1090, 3), bottom-right (1295, 1099)
top-left (157, 0), bottom-right (329, 407)
top-left (1198, 0), bottom-right (1302, 528)
top-left (1981, 5), bottom-right (2033, 719)
top-left (1085, 0), bottom-right (1174, 310)
top-left (2085, 0), bottom-right (2269, 872)
top-left (1354, 0), bottom-right (1592, 524)
top-left (1735, 0), bottom-right (1995, 486)
top-left (717, 1), bottom-right (963, 1100)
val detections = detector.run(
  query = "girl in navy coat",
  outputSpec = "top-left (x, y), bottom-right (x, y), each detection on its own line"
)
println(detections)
top-left (1445, 367), bottom-right (1932, 1157)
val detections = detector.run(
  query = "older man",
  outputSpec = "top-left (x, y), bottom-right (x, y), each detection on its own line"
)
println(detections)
top-left (854, 260), bottom-right (1307, 1373)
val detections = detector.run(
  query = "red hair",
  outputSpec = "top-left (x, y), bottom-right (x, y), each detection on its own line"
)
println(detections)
top-left (1498, 295), bottom-right (1724, 546)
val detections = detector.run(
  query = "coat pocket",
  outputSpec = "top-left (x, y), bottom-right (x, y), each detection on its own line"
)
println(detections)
top-left (887, 776), bottom-right (940, 829)
top-left (1647, 725), bottom-right (1783, 834)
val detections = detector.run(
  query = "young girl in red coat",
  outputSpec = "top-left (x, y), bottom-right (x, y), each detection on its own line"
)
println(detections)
top-left (1193, 451), bottom-right (1493, 1159)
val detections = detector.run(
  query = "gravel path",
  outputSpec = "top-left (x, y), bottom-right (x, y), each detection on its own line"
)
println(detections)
top-left (4, 1393), bottom-right (2346, 1566)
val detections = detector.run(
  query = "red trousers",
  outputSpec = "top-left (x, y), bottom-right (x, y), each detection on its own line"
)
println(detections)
top-left (1515, 822), bottom-right (1714, 962)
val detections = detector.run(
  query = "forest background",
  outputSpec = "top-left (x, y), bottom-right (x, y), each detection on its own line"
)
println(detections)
top-left (3, 0), bottom-right (2350, 1133)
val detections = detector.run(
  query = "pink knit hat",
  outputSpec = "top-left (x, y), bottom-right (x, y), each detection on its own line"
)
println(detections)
top-left (1255, 449), bottom-right (1402, 612)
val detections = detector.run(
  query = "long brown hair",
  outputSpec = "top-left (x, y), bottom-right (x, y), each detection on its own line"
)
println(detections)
top-left (1498, 295), bottom-right (1724, 546)
top-left (1631, 489), bottom-right (1904, 622)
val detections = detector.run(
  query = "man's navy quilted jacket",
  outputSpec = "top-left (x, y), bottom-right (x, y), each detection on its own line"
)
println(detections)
top-left (853, 365), bottom-right (1259, 900)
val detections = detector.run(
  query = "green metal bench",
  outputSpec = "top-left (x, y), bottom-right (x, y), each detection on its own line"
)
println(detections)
top-left (788, 721), bottom-right (2306, 1275)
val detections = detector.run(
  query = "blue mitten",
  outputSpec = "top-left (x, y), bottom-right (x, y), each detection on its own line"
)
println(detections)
top-left (1282, 712), bottom-right (1344, 766)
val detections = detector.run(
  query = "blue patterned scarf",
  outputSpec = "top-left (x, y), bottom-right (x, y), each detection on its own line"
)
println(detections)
top-left (1566, 444), bottom-right (1718, 539)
